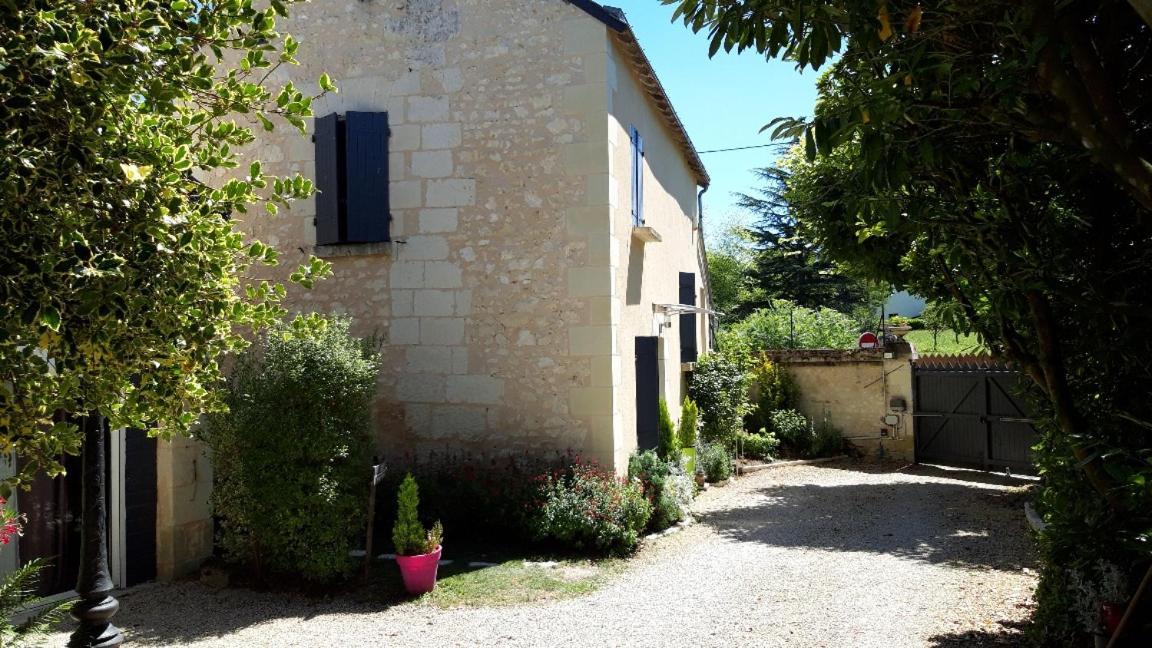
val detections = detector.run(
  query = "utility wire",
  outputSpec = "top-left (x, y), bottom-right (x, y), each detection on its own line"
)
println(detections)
top-left (697, 142), bottom-right (791, 155)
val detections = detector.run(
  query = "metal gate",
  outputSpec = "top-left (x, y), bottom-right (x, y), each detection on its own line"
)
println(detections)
top-left (913, 356), bottom-right (1038, 473)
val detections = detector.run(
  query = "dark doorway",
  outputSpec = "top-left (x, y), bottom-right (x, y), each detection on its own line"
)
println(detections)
top-left (635, 336), bottom-right (660, 450)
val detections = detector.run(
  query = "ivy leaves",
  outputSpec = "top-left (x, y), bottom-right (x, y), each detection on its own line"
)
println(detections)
top-left (0, 0), bottom-right (335, 487)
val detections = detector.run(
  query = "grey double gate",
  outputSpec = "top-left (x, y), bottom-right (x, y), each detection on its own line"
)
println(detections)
top-left (912, 356), bottom-right (1038, 474)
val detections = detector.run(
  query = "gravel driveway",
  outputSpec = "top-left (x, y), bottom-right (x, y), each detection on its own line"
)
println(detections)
top-left (46, 460), bottom-right (1038, 647)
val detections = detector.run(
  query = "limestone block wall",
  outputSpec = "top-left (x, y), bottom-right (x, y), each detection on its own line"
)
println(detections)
top-left (769, 346), bottom-right (916, 461)
top-left (155, 437), bottom-right (213, 579)
top-left (227, 0), bottom-right (631, 467)
top-left (606, 37), bottom-right (710, 467)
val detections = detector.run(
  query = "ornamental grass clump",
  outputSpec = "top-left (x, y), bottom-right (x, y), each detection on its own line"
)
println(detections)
top-left (201, 315), bottom-right (379, 584)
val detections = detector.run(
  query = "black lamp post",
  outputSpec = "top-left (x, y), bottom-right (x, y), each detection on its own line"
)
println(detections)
top-left (68, 412), bottom-right (123, 647)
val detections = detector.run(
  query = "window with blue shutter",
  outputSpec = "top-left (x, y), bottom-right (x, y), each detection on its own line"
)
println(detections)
top-left (630, 125), bottom-right (644, 226)
top-left (314, 111), bottom-right (391, 245)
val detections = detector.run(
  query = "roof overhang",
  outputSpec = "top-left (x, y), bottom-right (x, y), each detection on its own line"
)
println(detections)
top-left (565, 1), bottom-right (711, 188)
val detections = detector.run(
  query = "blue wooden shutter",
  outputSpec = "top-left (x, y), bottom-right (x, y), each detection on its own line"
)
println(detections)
top-left (635, 336), bottom-right (660, 450)
top-left (122, 428), bottom-right (157, 586)
top-left (314, 113), bottom-right (341, 245)
top-left (345, 111), bottom-right (391, 242)
top-left (636, 131), bottom-right (644, 225)
top-left (630, 125), bottom-right (644, 226)
top-left (679, 272), bottom-right (698, 363)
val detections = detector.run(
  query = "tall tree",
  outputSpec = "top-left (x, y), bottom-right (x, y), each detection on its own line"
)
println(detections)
top-left (669, 0), bottom-right (1152, 642)
top-left (738, 165), bottom-right (875, 313)
top-left (0, 0), bottom-right (332, 489)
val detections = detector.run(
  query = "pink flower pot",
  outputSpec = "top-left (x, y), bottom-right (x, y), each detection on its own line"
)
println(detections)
top-left (395, 545), bottom-right (442, 595)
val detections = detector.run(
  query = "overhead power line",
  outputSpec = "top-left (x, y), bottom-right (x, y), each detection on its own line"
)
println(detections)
top-left (697, 142), bottom-right (791, 155)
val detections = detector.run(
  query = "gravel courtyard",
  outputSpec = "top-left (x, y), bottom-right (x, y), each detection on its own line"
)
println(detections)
top-left (47, 460), bottom-right (1038, 647)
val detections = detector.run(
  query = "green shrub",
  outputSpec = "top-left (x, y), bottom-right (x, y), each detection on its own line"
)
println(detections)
top-left (627, 450), bottom-right (693, 531)
top-left (678, 397), bottom-right (699, 448)
top-left (720, 299), bottom-right (858, 351)
top-left (529, 464), bottom-right (651, 556)
top-left (392, 473), bottom-right (441, 556)
top-left (811, 418), bottom-right (845, 457)
top-left (700, 443), bottom-right (732, 482)
top-left (689, 353), bottom-right (750, 446)
top-left (657, 399), bottom-right (678, 461)
top-left (748, 356), bottom-right (799, 434)
top-left (201, 315), bottom-right (379, 583)
top-left (770, 409), bottom-right (814, 457)
top-left (738, 430), bottom-right (780, 460)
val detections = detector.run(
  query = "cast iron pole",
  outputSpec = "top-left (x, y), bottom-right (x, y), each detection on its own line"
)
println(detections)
top-left (68, 412), bottom-right (123, 647)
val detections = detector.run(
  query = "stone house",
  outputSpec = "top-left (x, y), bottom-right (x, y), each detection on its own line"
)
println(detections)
top-left (244, 0), bottom-right (715, 470)
top-left (0, 0), bottom-right (714, 592)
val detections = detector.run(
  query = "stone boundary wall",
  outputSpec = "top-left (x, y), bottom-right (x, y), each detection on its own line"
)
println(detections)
top-left (766, 345), bottom-right (915, 461)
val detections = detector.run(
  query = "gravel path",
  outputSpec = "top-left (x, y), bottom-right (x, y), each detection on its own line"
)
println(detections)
top-left (46, 460), bottom-right (1038, 647)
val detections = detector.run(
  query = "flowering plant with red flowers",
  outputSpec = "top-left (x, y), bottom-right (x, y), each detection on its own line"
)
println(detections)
top-left (0, 497), bottom-right (23, 547)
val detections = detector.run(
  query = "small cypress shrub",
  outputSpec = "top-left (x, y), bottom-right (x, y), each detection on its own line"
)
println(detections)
top-left (679, 397), bottom-right (698, 448)
top-left (392, 473), bottom-right (429, 556)
top-left (657, 399), bottom-right (678, 461)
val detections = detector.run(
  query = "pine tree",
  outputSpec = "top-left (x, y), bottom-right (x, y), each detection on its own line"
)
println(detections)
top-left (678, 398), bottom-right (699, 449)
top-left (657, 399), bottom-right (678, 461)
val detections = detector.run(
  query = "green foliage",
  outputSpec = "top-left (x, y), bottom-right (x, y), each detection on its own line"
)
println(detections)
top-left (738, 431), bottom-right (780, 460)
top-left (201, 316), bottom-right (378, 583)
top-left (0, 558), bottom-right (71, 647)
top-left (748, 356), bottom-right (799, 435)
top-left (738, 166), bottom-right (879, 314)
top-left (627, 451), bottom-right (693, 532)
top-left (393, 474), bottom-right (431, 557)
top-left (656, 399), bottom-right (678, 461)
top-left (811, 418), bottom-right (844, 458)
top-left (705, 221), bottom-right (763, 322)
top-left (688, 353), bottom-right (750, 446)
top-left (0, 0), bottom-right (334, 487)
top-left (770, 409), bottom-right (814, 457)
top-left (719, 300), bottom-right (858, 354)
top-left (678, 398), bottom-right (699, 448)
top-left (700, 444), bottom-right (733, 483)
top-left (667, 0), bottom-right (1152, 635)
top-left (529, 464), bottom-right (652, 556)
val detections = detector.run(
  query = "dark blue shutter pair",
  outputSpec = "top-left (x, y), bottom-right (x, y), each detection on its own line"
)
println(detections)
top-left (629, 125), bottom-right (644, 226)
top-left (315, 112), bottom-right (391, 245)
top-left (679, 272), bottom-right (698, 363)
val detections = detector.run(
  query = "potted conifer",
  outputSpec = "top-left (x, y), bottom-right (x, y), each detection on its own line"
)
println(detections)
top-left (679, 397), bottom-right (699, 474)
top-left (392, 473), bottom-right (443, 595)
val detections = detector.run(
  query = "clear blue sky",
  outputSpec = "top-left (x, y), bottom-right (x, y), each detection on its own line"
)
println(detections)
top-left (611, 1), bottom-right (820, 236)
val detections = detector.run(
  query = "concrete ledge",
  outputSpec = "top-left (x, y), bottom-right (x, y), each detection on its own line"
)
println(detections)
top-left (631, 226), bottom-right (662, 243)
top-left (1025, 502), bottom-right (1048, 533)
top-left (739, 455), bottom-right (848, 474)
top-left (314, 241), bottom-right (393, 258)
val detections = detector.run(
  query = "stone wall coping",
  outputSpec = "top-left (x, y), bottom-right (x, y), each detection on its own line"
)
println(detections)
top-left (313, 241), bottom-right (394, 258)
top-left (766, 348), bottom-right (886, 364)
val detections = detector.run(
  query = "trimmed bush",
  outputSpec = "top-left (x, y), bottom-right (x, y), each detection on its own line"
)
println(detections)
top-left (770, 409), bottom-right (814, 457)
top-left (657, 399), bottom-right (678, 461)
top-left (679, 397), bottom-right (699, 448)
top-left (739, 431), bottom-right (780, 460)
top-left (528, 464), bottom-right (651, 556)
top-left (201, 316), bottom-right (380, 583)
top-left (627, 450), bottom-right (692, 531)
top-left (719, 299), bottom-right (858, 351)
top-left (689, 353), bottom-right (749, 447)
top-left (700, 443), bottom-right (732, 482)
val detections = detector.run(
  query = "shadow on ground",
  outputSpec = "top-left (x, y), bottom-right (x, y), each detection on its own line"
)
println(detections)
top-left (926, 619), bottom-right (1032, 646)
top-left (699, 462), bottom-right (1037, 572)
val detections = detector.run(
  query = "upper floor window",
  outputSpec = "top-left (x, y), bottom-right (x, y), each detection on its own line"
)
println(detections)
top-left (314, 111), bottom-right (391, 245)
top-left (629, 125), bottom-right (644, 227)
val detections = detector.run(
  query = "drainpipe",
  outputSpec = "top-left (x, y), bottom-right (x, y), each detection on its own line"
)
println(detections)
top-left (696, 185), bottom-right (714, 346)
